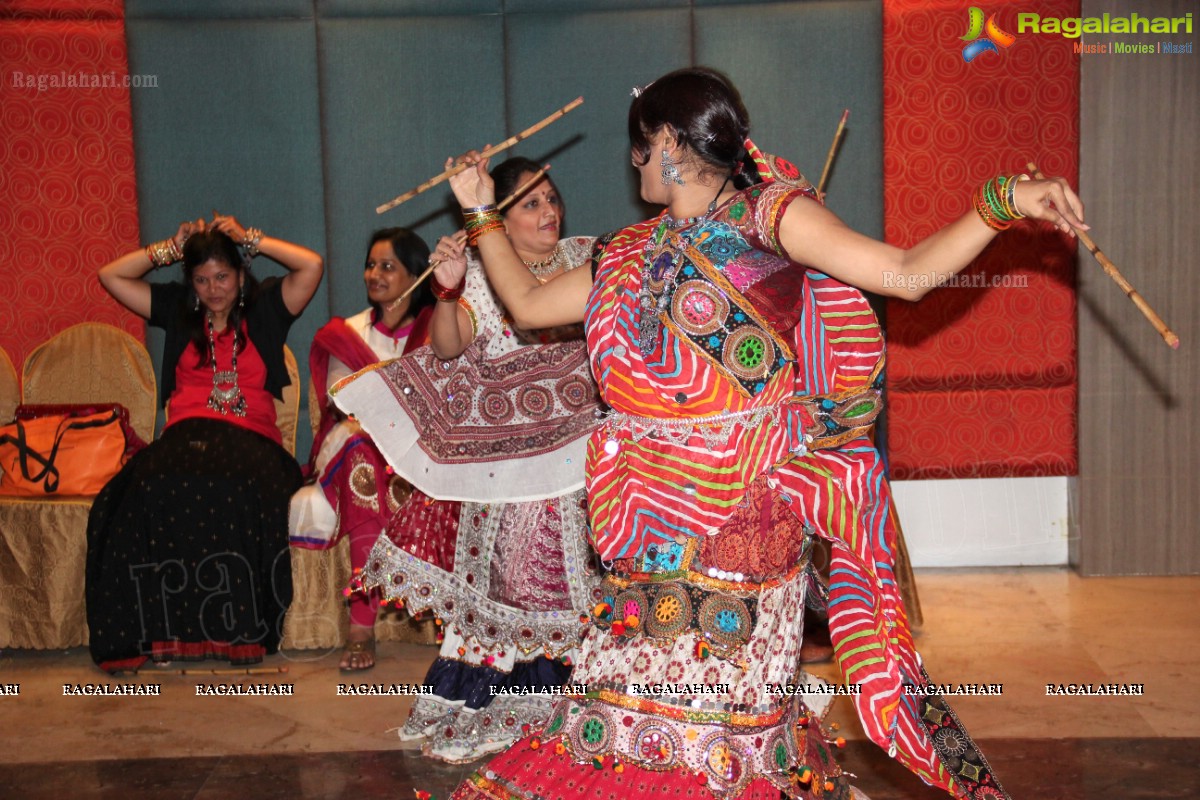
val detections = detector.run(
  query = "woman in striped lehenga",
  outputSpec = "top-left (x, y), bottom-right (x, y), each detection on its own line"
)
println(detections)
top-left (428, 67), bottom-right (1085, 800)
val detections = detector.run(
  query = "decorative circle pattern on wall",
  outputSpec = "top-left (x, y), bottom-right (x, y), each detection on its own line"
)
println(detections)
top-left (882, 0), bottom-right (1080, 479)
top-left (0, 4), bottom-right (143, 376)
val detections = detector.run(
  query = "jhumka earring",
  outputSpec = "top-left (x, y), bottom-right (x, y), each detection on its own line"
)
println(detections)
top-left (660, 150), bottom-right (685, 186)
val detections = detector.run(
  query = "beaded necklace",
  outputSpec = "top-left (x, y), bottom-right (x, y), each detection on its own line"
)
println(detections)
top-left (206, 312), bottom-right (247, 416)
top-left (637, 185), bottom-right (726, 356)
top-left (522, 242), bottom-right (567, 284)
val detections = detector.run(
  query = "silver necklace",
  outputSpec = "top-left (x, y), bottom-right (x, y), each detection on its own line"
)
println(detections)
top-left (637, 185), bottom-right (726, 355)
top-left (523, 242), bottom-right (566, 284)
top-left (206, 312), bottom-right (247, 417)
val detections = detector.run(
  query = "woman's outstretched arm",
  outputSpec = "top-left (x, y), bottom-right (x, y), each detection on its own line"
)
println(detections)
top-left (779, 175), bottom-right (1086, 300)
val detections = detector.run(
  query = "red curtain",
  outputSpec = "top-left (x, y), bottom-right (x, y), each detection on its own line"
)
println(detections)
top-left (0, 0), bottom-right (142, 379)
top-left (882, 0), bottom-right (1080, 479)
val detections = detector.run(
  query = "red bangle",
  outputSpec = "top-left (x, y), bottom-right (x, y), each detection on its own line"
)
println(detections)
top-left (431, 274), bottom-right (466, 301)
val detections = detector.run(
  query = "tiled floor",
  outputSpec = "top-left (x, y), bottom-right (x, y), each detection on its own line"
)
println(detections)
top-left (2, 568), bottom-right (1198, 798)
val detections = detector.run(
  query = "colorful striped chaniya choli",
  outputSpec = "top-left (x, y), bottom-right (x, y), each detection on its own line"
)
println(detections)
top-left (451, 172), bottom-right (1009, 800)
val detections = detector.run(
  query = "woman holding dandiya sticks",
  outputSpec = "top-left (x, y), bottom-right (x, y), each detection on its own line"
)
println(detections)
top-left (424, 67), bottom-right (1086, 799)
top-left (338, 157), bottom-right (603, 762)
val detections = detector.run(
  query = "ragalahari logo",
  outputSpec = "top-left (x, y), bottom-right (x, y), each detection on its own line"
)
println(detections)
top-left (960, 7), bottom-right (1017, 62)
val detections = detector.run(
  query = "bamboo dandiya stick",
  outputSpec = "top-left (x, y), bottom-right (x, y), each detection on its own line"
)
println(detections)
top-left (389, 256), bottom-right (450, 311)
top-left (173, 666), bottom-right (290, 676)
top-left (817, 109), bottom-right (850, 197)
top-left (386, 165), bottom-right (552, 311)
top-left (495, 164), bottom-right (551, 214)
top-left (376, 97), bottom-right (582, 214)
top-left (1027, 162), bottom-right (1179, 349)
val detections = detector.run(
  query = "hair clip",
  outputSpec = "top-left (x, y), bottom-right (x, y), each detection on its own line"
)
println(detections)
top-left (631, 79), bottom-right (656, 99)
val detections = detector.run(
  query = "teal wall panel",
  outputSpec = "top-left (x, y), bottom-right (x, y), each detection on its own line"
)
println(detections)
top-left (505, 8), bottom-right (692, 238)
top-left (320, 0), bottom-right (502, 16)
top-left (696, 1), bottom-right (883, 237)
top-left (126, 0), bottom-right (315, 18)
top-left (317, 15), bottom-right (505, 318)
top-left (124, 0), bottom-right (884, 460)
top-left (506, 0), bottom-right (689, 11)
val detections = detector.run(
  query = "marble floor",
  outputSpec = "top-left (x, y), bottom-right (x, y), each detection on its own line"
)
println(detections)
top-left (2, 568), bottom-right (1198, 799)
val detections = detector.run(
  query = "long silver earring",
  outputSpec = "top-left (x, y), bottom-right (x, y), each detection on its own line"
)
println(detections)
top-left (194, 294), bottom-right (200, 311)
top-left (238, 288), bottom-right (244, 309)
top-left (660, 150), bottom-right (685, 186)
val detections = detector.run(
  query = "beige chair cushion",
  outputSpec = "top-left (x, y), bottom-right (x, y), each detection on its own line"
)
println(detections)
top-left (275, 345), bottom-right (299, 456)
top-left (22, 322), bottom-right (156, 443)
top-left (0, 346), bottom-right (18, 424)
top-left (281, 535), bottom-right (438, 650)
top-left (0, 497), bottom-right (92, 648)
top-left (308, 378), bottom-right (320, 440)
top-left (1, 323), bottom-right (157, 650)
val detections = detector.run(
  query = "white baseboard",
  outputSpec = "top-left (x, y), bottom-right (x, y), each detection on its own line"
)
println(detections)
top-left (890, 476), bottom-right (1070, 567)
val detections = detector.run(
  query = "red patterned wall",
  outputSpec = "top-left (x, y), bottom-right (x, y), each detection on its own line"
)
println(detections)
top-left (882, 0), bottom-right (1080, 479)
top-left (0, 0), bottom-right (142, 380)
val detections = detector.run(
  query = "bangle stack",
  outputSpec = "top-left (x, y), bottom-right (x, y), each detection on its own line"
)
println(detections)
top-left (242, 227), bottom-right (264, 257)
top-left (463, 204), bottom-right (504, 246)
top-left (973, 174), bottom-right (1028, 230)
top-left (146, 238), bottom-right (183, 267)
top-left (431, 274), bottom-right (466, 302)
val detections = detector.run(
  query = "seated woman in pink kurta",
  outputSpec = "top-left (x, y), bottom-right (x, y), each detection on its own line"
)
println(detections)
top-left (289, 227), bottom-right (461, 671)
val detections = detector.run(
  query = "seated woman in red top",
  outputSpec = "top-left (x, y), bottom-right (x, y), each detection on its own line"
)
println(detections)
top-left (87, 214), bottom-right (322, 673)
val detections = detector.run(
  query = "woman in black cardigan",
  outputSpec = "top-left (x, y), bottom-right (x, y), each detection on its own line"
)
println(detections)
top-left (88, 214), bottom-right (322, 673)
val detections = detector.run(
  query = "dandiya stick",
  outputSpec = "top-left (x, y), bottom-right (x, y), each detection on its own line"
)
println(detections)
top-left (376, 97), bottom-right (582, 214)
top-left (495, 164), bottom-right (551, 214)
top-left (1027, 162), bottom-right (1179, 349)
top-left (173, 666), bottom-right (290, 676)
top-left (817, 109), bottom-right (850, 197)
top-left (386, 165), bottom-right (552, 311)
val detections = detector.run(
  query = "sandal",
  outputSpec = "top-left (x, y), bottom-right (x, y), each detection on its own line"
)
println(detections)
top-left (339, 636), bottom-right (376, 672)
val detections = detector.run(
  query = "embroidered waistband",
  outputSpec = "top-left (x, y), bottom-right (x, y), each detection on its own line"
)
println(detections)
top-left (597, 403), bottom-right (794, 452)
top-left (539, 693), bottom-right (849, 798)
top-left (597, 376), bottom-right (883, 456)
top-left (593, 576), bottom-right (759, 661)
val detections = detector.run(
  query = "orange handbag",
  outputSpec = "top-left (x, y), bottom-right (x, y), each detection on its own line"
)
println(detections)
top-left (0, 408), bottom-right (127, 496)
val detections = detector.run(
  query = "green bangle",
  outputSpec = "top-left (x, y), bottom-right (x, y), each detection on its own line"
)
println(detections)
top-left (983, 178), bottom-right (1012, 222)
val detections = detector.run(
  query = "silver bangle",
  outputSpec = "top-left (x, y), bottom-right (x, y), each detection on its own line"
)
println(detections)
top-left (242, 227), bottom-right (263, 257)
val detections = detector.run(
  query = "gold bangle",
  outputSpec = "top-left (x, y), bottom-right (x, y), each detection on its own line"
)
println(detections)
top-left (1006, 174), bottom-right (1029, 218)
top-left (145, 238), bottom-right (182, 267)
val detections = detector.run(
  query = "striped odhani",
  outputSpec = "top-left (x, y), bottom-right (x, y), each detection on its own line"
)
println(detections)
top-left (582, 183), bottom-right (1004, 798)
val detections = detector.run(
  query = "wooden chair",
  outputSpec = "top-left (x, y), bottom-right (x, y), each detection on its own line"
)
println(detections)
top-left (0, 323), bottom-right (156, 649)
